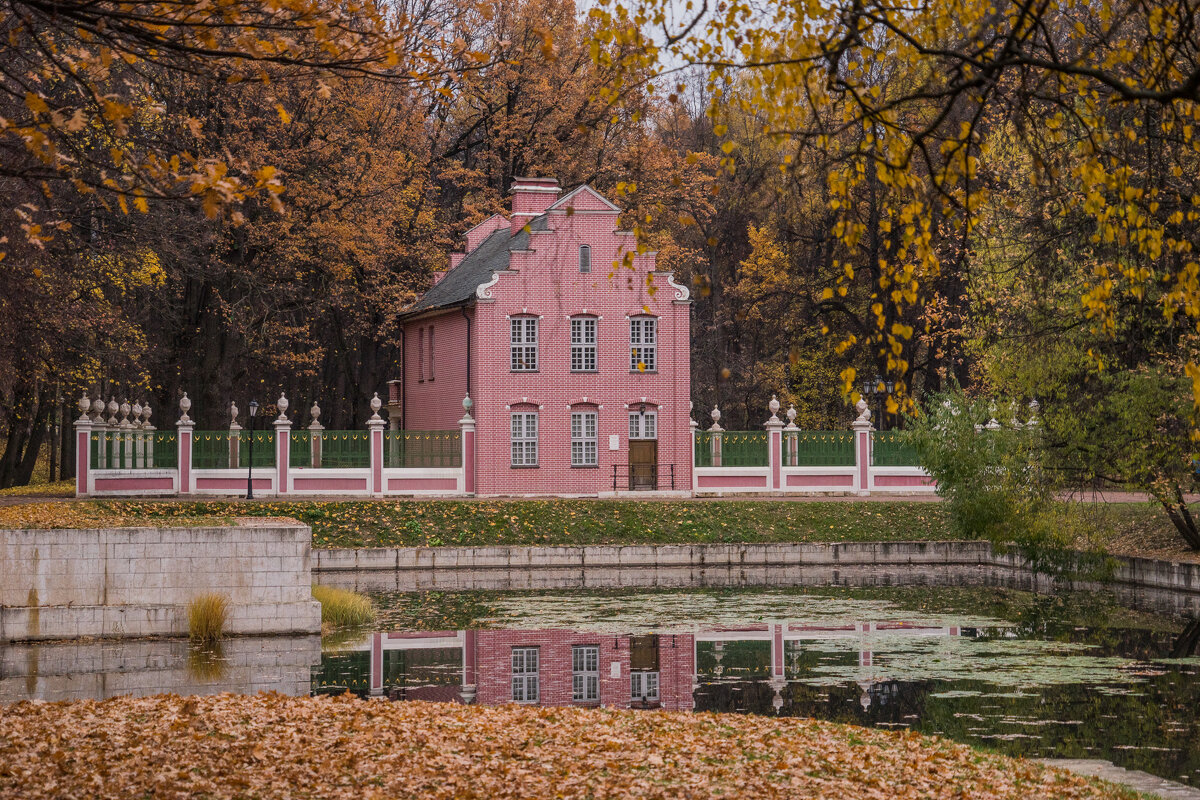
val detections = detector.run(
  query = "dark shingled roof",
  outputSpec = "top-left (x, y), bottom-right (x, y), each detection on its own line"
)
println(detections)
top-left (400, 216), bottom-right (546, 318)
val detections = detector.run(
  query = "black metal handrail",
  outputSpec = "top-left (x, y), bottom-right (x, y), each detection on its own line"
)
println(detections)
top-left (611, 463), bottom-right (675, 491)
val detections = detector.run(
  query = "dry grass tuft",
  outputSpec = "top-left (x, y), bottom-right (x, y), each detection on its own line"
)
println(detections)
top-left (186, 593), bottom-right (230, 642)
top-left (312, 585), bottom-right (375, 628)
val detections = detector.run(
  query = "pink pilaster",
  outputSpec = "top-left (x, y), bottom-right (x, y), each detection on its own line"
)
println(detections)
top-left (274, 416), bottom-right (291, 495)
top-left (766, 420), bottom-right (783, 492)
top-left (177, 420), bottom-right (194, 495)
top-left (74, 415), bottom-right (92, 497)
top-left (852, 419), bottom-right (872, 496)
top-left (368, 418), bottom-right (385, 495)
top-left (460, 402), bottom-right (476, 496)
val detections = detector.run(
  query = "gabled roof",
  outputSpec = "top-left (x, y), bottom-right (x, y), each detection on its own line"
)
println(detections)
top-left (548, 184), bottom-right (620, 212)
top-left (399, 215), bottom-right (550, 318)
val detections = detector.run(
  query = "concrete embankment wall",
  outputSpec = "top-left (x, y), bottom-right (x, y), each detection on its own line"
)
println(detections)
top-left (0, 524), bottom-right (321, 642)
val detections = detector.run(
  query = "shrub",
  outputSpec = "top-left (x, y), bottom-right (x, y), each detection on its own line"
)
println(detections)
top-left (187, 593), bottom-right (230, 642)
top-left (312, 585), bottom-right (375, 628)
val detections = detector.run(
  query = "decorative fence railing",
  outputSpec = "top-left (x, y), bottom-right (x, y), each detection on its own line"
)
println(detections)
top-left (384, 430), bottom-right (462, 468)
top-left (191, 431), bottom-right (276, 469)
top-left (872, 431), bottom-right (920, 466)
top-left (290, 430), bottom-right (371, 468)
top-left (90, 431), bottom-right (178, 469)
top-left (695, 431), bottom-right (768, 467)
top-left (786, 431), bottom-right (855, 466)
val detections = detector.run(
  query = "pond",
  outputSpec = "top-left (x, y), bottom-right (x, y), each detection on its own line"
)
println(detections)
top-left (2, 583), bottom-right (1198, 788)
top-left (316, 586), bottom-right (1200, 788)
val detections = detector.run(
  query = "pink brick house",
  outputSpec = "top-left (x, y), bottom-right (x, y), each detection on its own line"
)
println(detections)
top-left (390, 177), bottom-right (693, 496)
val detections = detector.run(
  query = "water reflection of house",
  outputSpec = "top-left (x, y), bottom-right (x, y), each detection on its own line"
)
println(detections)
top-left (313, 622), bottom-right (961, 713)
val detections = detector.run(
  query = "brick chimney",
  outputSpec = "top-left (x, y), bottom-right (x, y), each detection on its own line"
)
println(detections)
top-left (509, 176), bottom-right (560, 234)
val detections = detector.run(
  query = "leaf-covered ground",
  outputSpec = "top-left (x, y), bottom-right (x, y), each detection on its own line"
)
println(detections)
top-left (0, 496), bottom-right (1192, 562)
top-left (0, 695), bottom-right (1136, 799)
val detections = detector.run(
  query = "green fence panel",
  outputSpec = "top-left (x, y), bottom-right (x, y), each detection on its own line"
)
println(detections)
top-left (694, 431), bottom-right (770, 467)
top-left (788, 431), bottom-right (855, 466)
top-left (872, 431), bottom-right (921, 466)
top-left (290, 430), bottom-right (371, 468)
top-left (191, 430), bottom-right (275, 469)
top-left (384, 430), bottom-right (461, 468)
top-left (89, 431), bottom-right (177, 469)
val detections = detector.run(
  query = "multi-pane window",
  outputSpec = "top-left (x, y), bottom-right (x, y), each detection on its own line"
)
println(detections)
top-left (570, 317), bottom-right (597, 372)
top-left (631, 671), bottom-right (659, 702)
top-left (511, 412), bottom-right (538, 466)
top-left (629, 411), bottom-right (657, 440)
top-left (630, 317), bottom-right (657, 372)
top-left (512, 647), bottom-right (539, 703)
top-left (417, 327), bottom-right (425, 382)
top-left (511, 317), bottom-right (538, 371)
top-left (571, 411), bottom-right (598, 466)
top-left (579, 245), bottom-right (591, 273)
top-left (572, 645), bottom-right (599, 702)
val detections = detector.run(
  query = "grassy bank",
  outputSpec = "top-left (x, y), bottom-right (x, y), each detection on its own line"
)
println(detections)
top-left (0, 694), bottom-right (1135, 800)
top-left (0, 497), bottom-right (1188, 559)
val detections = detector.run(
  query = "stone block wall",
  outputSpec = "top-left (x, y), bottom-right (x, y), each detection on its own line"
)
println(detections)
top-left (0, 523), bottom-right (321, 641)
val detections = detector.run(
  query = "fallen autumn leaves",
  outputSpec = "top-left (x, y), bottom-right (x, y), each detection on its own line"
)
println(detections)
top-left (0, 694), bottom-right (1135, 799)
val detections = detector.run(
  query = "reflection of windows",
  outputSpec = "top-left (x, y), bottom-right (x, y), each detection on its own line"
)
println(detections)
top-left (511, 317), bottom-right (538, 371)
top-left (572, 645), bottom-right (599, 702)
top-left (628, 411), bottom-right (657, 440)
top-left (511, 412), bottom-right (538, 466)
top-left (570, 317), bottom-right (597, 371)
top-left (631, 671), bottom-right (659, 702)
top-left (630, 317), bottom-right (656, 372)
top-left (512, 647), bottom-right (539, 703)
top-left (579, 245), bottom-right (591, 273)
top-left (571, 411), bottom-right (597, 466)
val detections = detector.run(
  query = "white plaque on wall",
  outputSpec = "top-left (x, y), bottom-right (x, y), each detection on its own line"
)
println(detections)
top-left (608, 434), bottom-right (620, 451)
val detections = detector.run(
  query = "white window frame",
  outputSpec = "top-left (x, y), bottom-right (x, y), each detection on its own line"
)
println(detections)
top-left (570, 317), bottom-right (597, 372)
top-left (630, 317), bottom-right (657, 372)
top-left (512, 647), bottom-right (540, 703)
top-left (631, 671), bottom-right (659, 702)
top-left (511, 412), bottom-right (538, 466)
top-left (571, 411), bottom-right (598, 466)
top-left (572, 645), bottom-right (599, 702)
top-left (579, 245), bottom-right (591, 273)
top-left (511, 317), bottom-right (538, 371)
top-left (629, 410), bottom-right (658, 440)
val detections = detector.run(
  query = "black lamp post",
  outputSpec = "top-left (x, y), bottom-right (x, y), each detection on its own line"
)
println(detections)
top-left (246, 400), bottom-right (259, 500)
top-left (859, 375), bottom-right (895, 431)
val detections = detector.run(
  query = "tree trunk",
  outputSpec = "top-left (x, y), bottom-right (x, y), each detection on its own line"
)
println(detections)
top-left (1158, 483), bottom-right (1200, 551)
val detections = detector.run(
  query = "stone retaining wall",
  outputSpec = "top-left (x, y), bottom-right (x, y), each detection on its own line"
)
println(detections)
top-left (1, 524), bottom-right (321, 642)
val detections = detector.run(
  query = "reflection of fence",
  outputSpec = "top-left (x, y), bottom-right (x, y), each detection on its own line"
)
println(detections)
top-left (695, 431), bottom-right (768, 467)
top-left (787, 431), bottom-right (855, 466)
top-left (191, 431), bottom-right (275, 468)
top-left (384, 430), bottom-right (461, 468)
top-left (290, 431), bottom-right (371, 468)
top-left (90, 431), bottom-right (177, 469)
top-left (872, 432), bottom-right (920, 466)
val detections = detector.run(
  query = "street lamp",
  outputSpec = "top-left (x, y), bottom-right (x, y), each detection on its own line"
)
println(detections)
top-left (859, 375), bottom-right (895, 430)
top-left (246, 400), bottom-right (259, 500)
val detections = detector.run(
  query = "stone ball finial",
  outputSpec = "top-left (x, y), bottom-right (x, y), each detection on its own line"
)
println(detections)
top-left (276, 393), bottom-right (289, 420)
top-left (90, 397), bottom-right (104, 420)
top-left (855, 398), bottom-right (872, 423)
top-left (370, 392), bottom-right (383, 420)
top-left (131, 400), bottom-right (142, 427)
top-left (78, 393), bottom-right (91, 416)
top-left (107, 397), bottom-right (119, 420)
top-left (143, 403), bottom-right (152, 424)
top-left (462, 394), bottom-right (473, 412)
top-left (786, 405), bottom-right (797, 423)
top-left (119, 399), bottom-right (131, 426)
top-left (711, 406), bottom-right (721, 423)
top-left (768, 395), bottom-right (781, 420)
top-left (310, 401), bottom-right (321, 423)
top-left (178, 392), bottom-right (192, 423)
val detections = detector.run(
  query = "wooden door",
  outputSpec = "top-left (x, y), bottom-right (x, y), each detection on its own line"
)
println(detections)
top-left (629, 440), bottom-right (657, 490)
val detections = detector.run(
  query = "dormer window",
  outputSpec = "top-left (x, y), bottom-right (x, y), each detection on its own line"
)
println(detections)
top-left (579, 245), bottom-right (591, 273)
